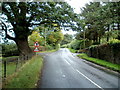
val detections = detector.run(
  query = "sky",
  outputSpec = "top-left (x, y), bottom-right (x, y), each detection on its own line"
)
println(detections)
top-left (62, 0), bottom-right (92, 35)
top-left (65, 0), bottom-right (92, 14)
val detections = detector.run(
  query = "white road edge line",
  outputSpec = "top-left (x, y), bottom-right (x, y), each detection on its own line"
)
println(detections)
top-left (65, 60), bottom-right (71, 65)
top-left (76, 69), bottom-right (104, 90)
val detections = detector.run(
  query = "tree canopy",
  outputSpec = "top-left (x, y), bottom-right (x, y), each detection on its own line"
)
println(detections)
top-left (1, 2), bottom-right (78, 55)
top-left (75, 2), bottom-right (120, 44)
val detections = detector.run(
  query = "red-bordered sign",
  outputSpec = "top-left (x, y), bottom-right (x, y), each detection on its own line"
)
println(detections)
top-left (33, 47), bottom-right (40, 52)
top-left (34, 41), bottom-right (39, 47)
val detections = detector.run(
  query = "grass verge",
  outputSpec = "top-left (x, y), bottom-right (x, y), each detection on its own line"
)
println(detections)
top-left (77, 53), bottom-right (120, 72)
top-left (3, 55), bottom-right (43, 88)
top-left (2, 62), bottom-right (16, 76)
top-left (37, 49), bottom-right (57, 53)
top-left (68, 48), bottom-right (77, 53)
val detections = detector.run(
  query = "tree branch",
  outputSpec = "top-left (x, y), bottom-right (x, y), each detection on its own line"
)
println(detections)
top-left (2, 4), bottom-right (15, 27)
top-left (1, 20), bottom-right (15, 40)
top-left (8, 2), bottom-right (19, 18)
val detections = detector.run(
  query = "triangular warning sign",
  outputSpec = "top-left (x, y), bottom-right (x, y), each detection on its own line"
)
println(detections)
top-left (34, 47), bottom-right (39, 52)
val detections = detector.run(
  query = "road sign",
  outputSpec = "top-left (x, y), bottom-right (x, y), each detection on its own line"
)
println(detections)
top-left (33, 47), bottom-right (39, 52)
top-left (34, 41), bottom-right (39, 47)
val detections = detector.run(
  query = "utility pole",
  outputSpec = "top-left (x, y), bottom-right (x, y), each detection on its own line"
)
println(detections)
top-left (84, 25), bottom-right (88, 48)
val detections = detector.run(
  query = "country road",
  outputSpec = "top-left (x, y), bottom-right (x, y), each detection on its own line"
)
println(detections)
top-left (39, 48), bottom-right (119, 89)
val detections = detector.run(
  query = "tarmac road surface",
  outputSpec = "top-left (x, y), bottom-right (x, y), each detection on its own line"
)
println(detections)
top-left (39, 48), bottom-right (120, 89)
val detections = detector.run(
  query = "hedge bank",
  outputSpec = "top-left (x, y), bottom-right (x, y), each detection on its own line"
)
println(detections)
top-left (86, 43), bottom-right (120, 64)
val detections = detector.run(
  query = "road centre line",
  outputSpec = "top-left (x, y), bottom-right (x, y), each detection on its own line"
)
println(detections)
top-left (76, 69), bottom-right (104, 90)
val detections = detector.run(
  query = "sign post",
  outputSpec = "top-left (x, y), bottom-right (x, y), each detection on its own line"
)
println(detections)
top-left (34, 42), bottom-right (40, 54)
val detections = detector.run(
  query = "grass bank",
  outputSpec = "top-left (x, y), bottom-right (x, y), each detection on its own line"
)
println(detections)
top-left (68, 48), bottom-right (77, 53)
top-left (77, 53), bottom-right (120, 72)
top-left (3, 55), bottom-right (43, 88)
top-left (2, 56), bottom-right (19, 76)
top-left (2, 62), bottom-right (16, 76)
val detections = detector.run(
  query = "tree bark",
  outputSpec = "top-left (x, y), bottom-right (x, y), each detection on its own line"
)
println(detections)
top-left (15, 38), bottom-right (33, 55)
top-left (98, 36), bottom-right (101, 44)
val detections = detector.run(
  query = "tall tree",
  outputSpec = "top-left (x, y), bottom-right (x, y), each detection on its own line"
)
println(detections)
top-left (1, 2), bottom-right (77, 55)
top-left (76, 2), bottom-right (120, 44)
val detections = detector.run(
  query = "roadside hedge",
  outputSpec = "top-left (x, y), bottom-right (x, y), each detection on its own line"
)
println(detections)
top-left (86, 42), bottom-right (120, 64)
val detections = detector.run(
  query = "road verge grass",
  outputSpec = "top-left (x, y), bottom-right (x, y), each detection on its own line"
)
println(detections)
top-left (77, 53), bottom-right (120, 72)
top-left (3, 55), bottom-right (43, 88)
top-left (68, 48), bottom-right (77, 53)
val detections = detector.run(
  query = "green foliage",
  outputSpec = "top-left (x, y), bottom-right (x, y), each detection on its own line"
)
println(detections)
top-left (107, 39), bottom-right (120, 44)
top-left (45, 45), bottom-right (54, 50)
top-left (2, 2), bottom-right (77, 40)
top-left (61, 44), bottom-right (68, 48)
top-left (4, 55), bottom-right (43, 88)
top-left (61, 34), bottom-right (73, 45)
top-left (28, 31), bottom-right (45, 46)
top-left (47, 31), bottom-right (64, 46)
top-left (69, 39), bottom-right (92, 50)
top-left (2, 2), bottom-right (78, 54)
top-left (77, 53), bottom-right (120, 71)
top-left (88, 45), bottom-right (98, 49)
top-left (76, 2), bottom-right (120, 46)
top-left (1, 44), bottom-right (19, 57)
top-left (69, 40), bottom-right (81, 50)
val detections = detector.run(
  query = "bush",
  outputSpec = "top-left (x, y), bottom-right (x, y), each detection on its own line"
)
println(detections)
top-left (1, 44), bottom-right (19, 57)
top-left (69, 40), bottom-right (81, 50)
top-left (45, 45), bottom-right (54, 50)
top-left (69, 39), bottom-right (92, 50)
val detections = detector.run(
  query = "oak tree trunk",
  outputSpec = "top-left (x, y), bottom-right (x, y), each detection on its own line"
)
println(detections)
top-left (15, 38), bottom-right (33, 55)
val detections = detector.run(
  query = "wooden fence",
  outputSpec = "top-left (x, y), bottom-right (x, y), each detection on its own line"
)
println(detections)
top-left (2, 53), bottom-right (35, 80)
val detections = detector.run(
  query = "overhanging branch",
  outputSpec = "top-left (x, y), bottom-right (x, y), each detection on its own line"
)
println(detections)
top-left (1, 20), bottom-right (15, 40)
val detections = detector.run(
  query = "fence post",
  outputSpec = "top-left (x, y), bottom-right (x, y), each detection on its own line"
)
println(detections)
top-left (4, 61), bottom-right (6, 79)
top-left (15, 58), bottom-right (19, 72)
top-left (21, 55), bottom-right (23, 66)
top-left (26, 55), bottom-right (28, 60)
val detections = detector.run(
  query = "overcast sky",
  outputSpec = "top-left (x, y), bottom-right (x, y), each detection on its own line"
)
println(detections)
top-left (65, 0), bottom-right (92, 14)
